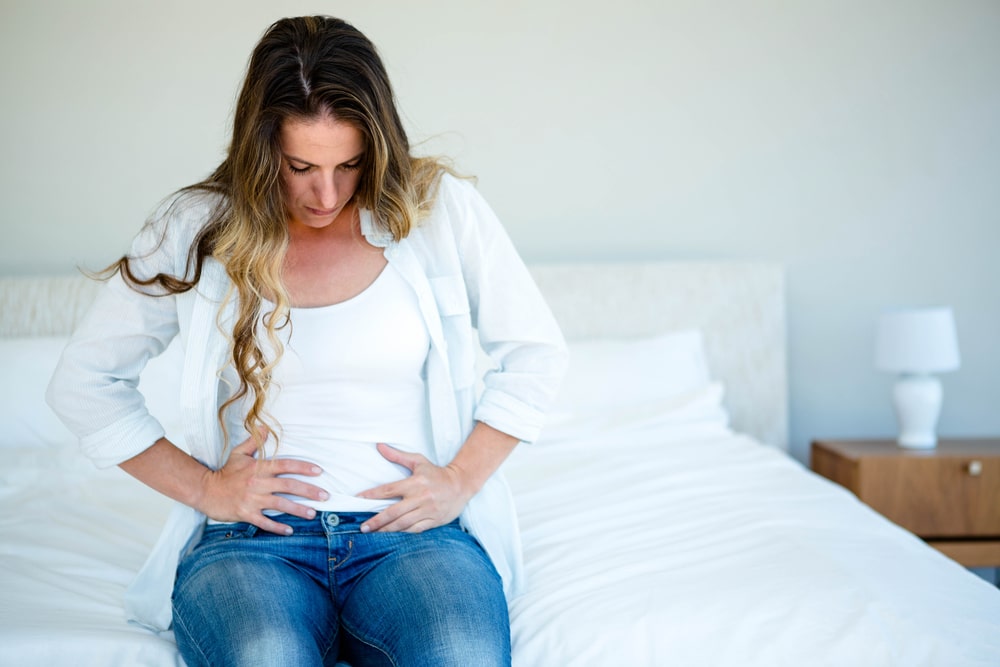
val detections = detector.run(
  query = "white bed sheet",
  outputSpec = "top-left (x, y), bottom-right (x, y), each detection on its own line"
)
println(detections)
top-left (505, 416), bottom-right (1000, 666)
top-left (2, 420), bottom-right (999, 666)
top-left (0, 447), bottom-right (180, 667)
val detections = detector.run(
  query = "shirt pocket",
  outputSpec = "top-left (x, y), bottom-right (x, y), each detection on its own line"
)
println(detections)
top-left (428, 275), bottom-right (475, 389)
top-left (428, 275), bottom-right (470, 317)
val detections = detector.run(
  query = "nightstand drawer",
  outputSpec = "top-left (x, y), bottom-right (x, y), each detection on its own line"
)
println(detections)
top-left (854, 455), bottom-right (1000, 537)
top-left (811, 439), bottom-right (1000, 540)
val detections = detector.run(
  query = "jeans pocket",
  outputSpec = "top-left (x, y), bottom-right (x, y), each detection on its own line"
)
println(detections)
top-left (203, 522), bottom-right (258, 542)
top-left (175, 523), bottom-right (259, 592)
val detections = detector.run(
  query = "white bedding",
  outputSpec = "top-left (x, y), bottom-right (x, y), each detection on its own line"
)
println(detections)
top-left (506, 403), bottom-right (1000, 665)
top-left (3, 407), bottom-right (999, 666)
top-left (0, 447), bottom-right (180, 666)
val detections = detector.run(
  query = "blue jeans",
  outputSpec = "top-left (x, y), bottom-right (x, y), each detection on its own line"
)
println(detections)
top-left (171, 512), bottom-right (511, 667)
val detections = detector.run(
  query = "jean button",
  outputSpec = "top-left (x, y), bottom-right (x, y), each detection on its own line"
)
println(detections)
top-left (325, 513), bottom-right (340, 528)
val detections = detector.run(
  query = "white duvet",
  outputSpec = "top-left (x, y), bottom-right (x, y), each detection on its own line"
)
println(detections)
top-left (505, 394), bottom-right (1000, 666)
top-left (2, 388), bottom-right (999, 666)
top-left (0, 448), bottom-right (181, 666)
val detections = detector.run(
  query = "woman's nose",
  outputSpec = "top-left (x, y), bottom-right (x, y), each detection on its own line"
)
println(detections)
top-left (314, 174), bottom-right (337, 208)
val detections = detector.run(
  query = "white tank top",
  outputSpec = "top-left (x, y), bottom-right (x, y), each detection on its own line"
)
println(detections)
top-left (243, 263), bottom-right (434, 513)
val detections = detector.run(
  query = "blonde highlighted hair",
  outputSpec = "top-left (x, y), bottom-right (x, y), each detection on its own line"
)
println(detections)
top-left (104, 16), bottom-right (447, 451)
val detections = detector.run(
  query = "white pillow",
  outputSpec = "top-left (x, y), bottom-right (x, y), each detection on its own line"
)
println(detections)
top-left (0, 336), bottom-right (184, 451)
top-left (0, 337), bottom-right (77, 449)
top-left (547, 329), bottom-right (712, 425)
top-left (539, 382), bottom-right (730, 444)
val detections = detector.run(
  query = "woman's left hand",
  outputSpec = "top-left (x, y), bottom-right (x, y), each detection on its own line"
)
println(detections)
top-left (357, 443), bottom-right (475, 534)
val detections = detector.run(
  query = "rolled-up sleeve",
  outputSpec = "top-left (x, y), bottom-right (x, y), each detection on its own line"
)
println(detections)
top-left (47, 277), bottom-right (179, 467)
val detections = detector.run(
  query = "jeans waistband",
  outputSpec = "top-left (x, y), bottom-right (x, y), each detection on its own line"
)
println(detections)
top-left (205, 512), bottom-right (378, 538)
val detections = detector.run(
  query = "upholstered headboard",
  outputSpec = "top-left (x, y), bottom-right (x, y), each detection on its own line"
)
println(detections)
top-left (0, 276), bottom-right (102, 338)
top-left (0, 262), bottom-right (787, 450)
top-left (529, 262), bottom-right (787, 450)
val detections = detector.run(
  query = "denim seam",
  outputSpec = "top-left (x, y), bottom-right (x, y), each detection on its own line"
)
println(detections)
top-left (341, 619), bottom-right (398, 667)
top-left (171, 601), bottom-right (213, 667)
top-left (328, 537), bottom-right (355, 573)
top-left (318, 618), bottom-right (340, 665)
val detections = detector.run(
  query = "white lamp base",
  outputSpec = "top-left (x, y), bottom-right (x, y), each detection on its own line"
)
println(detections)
top-left (892, 374), bottom-right (942, 449)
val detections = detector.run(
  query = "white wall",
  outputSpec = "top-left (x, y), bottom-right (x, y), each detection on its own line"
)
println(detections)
top-left (2, 0), bottom-right (998, 462)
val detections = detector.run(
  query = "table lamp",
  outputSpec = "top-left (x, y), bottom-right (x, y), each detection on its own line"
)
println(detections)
top-left (875, 307), bottom-right (960, 449)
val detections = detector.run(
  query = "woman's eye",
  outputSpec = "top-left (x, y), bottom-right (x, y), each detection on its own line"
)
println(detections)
top-left (340, 161), bottom-right (362, 171)
top-left (287, 163), bottom-right (312, 175)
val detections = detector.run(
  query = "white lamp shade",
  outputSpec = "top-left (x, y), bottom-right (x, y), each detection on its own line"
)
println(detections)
top-left (875, 307), bottom-right (960, 374)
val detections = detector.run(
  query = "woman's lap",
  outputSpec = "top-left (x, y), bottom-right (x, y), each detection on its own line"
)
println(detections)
top-left (171, 513), bottom-right (510, 667)
top-left (172, 548), bottom-right (339, 667)
top-left (338, 527), bottom-right (510, 666)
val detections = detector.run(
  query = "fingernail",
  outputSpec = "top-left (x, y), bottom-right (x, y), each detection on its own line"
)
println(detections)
top-left (360, 524), bottom-right (371, 534)
top-left (319, 491), bottom-right (330, 500)
top-left (311, 465), bottom-right (322, 474)
top-left (307, 509), bottom-right (316, 519)
top-left (284, 527), bottom-right (294, 536)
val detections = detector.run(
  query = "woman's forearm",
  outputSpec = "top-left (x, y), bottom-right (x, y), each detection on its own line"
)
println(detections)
top-left (118, 435), bottom-right (329, 535)
top-left (118, 438), bottom-right (215, 511)
top-left (446, 421), bottom-right (520, 498)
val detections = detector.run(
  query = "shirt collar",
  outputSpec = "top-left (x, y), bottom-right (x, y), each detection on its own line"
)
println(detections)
top-left (359, 207), bottom-right (394, 248)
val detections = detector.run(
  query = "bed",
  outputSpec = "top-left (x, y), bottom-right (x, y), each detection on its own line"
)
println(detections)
top-left (1, 262), bottom-right (998, 666)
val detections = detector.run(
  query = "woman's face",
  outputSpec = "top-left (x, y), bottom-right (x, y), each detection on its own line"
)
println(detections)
top-left (278, 112), bottom-right (365, 232)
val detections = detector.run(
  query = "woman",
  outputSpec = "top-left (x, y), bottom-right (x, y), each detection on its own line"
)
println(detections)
top-left (47, 16), bottom-right (566, 667)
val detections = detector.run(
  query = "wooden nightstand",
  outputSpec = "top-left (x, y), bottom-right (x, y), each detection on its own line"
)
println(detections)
top-left (811, 438), bottom-right (1000, 567)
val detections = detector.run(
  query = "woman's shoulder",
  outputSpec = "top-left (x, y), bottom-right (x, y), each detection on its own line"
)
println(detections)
top-left (143, 188), bottom-right (225, 247)
top-left (404, 172), bottom-right (506, 266)
top-left (126, 188), bottom-right (226, 274)
top-left (152, 187), bottom-right (226, 231)
top-left (433, 171), bottom-right (479, 205)
top-left (421, 172), bottom-right (497, 229)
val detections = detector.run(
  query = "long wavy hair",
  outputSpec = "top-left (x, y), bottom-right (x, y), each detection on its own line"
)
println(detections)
top-left (103, 16), bottom-right (446, 451)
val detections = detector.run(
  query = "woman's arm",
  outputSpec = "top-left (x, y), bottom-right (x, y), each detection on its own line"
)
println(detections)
top-left (48, 193), bottom-right (205, 467)
top-left (357, 421), bottom-right (519, 533)
top-left (119, 434), bottom-right (329, 535)
top-left (448, 176), bottom-right (569, 444)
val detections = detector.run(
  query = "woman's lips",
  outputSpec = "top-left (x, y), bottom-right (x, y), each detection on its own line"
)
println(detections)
top-left (306, 206), bottom-right (337, 216)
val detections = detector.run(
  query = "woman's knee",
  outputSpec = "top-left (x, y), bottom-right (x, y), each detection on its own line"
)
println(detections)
top-left (342, 620), bottom-right (509, 667)
top-left (340, 528), bottom-right (511, 666)
top-left (172, 553), bottom-right (338, 667)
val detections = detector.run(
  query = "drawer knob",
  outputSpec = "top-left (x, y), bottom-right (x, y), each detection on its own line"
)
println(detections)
top-left (967, 460), bottom-right (983, 476)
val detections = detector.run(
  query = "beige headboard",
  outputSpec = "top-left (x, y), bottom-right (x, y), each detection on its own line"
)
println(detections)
top-left (0, 262), bottom-right (787, 450)
top-left (529, 262), bottom-right (787, 450)
top-left (0, 276), bottom-right (102, 338)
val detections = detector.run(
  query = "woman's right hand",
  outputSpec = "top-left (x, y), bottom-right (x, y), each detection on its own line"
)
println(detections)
top-left (198, 430), bottom-right (329, 535)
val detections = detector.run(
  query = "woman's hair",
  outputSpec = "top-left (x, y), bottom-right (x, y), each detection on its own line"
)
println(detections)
top-left (105, 16), bottom-right (446, 451)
